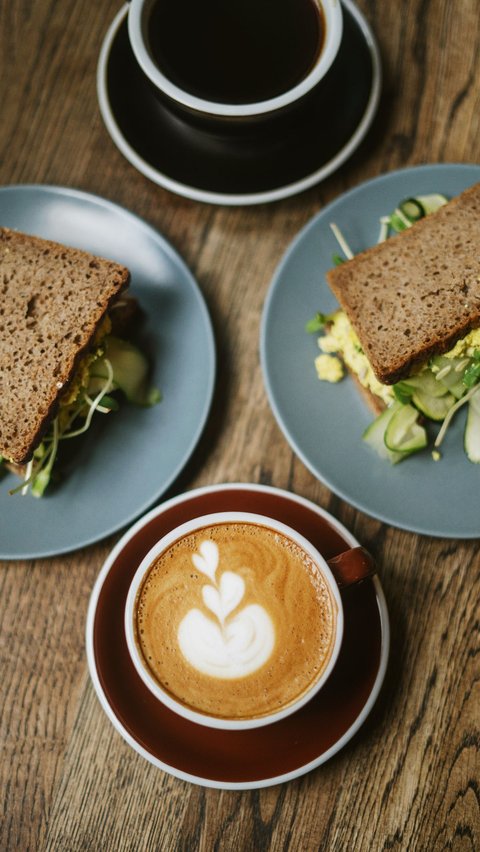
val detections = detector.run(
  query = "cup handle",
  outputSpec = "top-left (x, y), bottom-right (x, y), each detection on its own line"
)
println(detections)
top-left (327, 546), bottom-right (376, 589)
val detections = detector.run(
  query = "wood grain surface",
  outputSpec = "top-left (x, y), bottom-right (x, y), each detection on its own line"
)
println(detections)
top-left (1, 0), bottom-right (479, 849)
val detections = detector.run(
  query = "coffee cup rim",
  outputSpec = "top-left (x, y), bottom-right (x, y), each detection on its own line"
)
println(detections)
top-left (124, 510), bottom-right (345, 730)
top-left (127, 0), bottom-right (343, 118)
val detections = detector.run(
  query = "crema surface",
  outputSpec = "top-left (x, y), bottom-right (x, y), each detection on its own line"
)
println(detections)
top-left (134, 523), bottom-right (337, 720)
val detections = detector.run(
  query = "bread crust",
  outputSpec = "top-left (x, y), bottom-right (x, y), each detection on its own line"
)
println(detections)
top-left (0, 229), bottom-right (130, 464)
top-left (326, 182), bottom-right (480, 384)
top-left (349, 371), bottom-right (386, 415)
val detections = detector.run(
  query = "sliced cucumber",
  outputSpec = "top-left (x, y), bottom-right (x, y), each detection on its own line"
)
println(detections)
top-left (415, 193), bottom-right (448, 214)
top-left (399, 198), bottom-right (425, 222)
top-left (447, 379), bottom-right (468, 400)
top-left (87, 376), bottom-right (119, 395)
top-left (384, 404), bottom-right (428, 453)
top-left (430, 355), bottom-right (471, 398)
top-left (92, 336), bottom-right (160, 406)
top-left (465, 391), bottom-right (480, 462)
top-left (398, 370), bottom-right (449, 398)
top-left (390, 195), bottom-right (448, 233)
top-left (393, 382), bottom-right (414, 404)
top-left (363, 402), bottom-right (426, 462)
top-left (363, 404), bottom-right (405, 463)
top-left (411, 389), bottom-right (456, 421)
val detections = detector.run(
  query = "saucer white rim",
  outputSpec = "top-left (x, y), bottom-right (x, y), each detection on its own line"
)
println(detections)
top-left (86, 482), bottom-right (390, 789)
top-left (97, 1), bottom-right (381, 206)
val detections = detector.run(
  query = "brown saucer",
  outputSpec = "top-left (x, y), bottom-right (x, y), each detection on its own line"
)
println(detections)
top-left (87, 484), bottom-right (389, 788)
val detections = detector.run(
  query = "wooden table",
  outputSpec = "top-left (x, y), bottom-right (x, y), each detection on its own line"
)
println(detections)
top-left (1, 1), bottom-right (479, 848)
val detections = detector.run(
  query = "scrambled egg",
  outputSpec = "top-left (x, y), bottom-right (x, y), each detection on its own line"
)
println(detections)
top-left (315, 354), bottom-right (344, 382)
top-left (443, 328), bottom-right (480, 359)
top-left (317, 311), bottom-right (394, 406)
top-left (315, 311), bottom-right (480, 405)
top-left (59, 316), bottom-right (112, 407)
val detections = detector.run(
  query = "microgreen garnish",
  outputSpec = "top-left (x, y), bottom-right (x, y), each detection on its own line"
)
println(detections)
top-left (435, 385), bottom-right (480, 448)
top-left (463, 360), bottom-right (480, 388)
top-left (12, 337), bottom-right (160, 497)
top-left (329, 223), bottom-right (354, 260)
top-left (305, 312), bottom-right (329, 333)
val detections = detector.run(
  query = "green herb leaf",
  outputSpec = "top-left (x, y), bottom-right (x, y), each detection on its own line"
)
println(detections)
top-left (463, 361), bottom-right (480, 388)
top-left (332, 253), bottom-right (345, 266)
top-left (99, 394), bottom-right (120, 411)
top-left (305, 312), bottom-right (329, 333)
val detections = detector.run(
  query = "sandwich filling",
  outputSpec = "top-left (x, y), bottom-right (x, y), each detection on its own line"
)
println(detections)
top-left (1, 297), bottom-right (160, 497)
top-left (316, 310), bottom-right (480, 401)
top-left (0, 229), bottom-right (162, 496)
top-left (315, 311), bottom-right (394, 406)
top-left (308, 188), bottom-right (480, 463)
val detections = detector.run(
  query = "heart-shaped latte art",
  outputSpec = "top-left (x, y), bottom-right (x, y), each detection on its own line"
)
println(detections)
top-left (177, 604), bottom-right (275, 678)
top-left (191, 540), bottom-right (219, 582)
top-left (180, 537), bottom-right (275, 678)
top-left (202, 571), bottom-right (245, 623)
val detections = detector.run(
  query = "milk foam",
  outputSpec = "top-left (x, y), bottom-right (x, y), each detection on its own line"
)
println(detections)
top-left (135, 522), bottom-right (337, 720)
top-left (177, 540), bottom-right (275, 678)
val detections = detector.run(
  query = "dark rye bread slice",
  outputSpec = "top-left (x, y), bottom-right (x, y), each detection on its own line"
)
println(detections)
top-left (0, 228), bottom-right (130, 464)
top-left (326, 182), bottom-right (480, 385)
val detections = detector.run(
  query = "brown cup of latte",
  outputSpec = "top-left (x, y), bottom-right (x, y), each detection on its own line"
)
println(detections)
top-left (127, 0), bottom-right (343, 122)
top-left (124, 512), bottom-right (375, 729)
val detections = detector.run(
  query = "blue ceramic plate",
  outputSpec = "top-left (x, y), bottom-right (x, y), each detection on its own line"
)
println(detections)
top-left (261, 164), bottom-right (480, 538)
top-left (0, 186), bottom-right (215, 559)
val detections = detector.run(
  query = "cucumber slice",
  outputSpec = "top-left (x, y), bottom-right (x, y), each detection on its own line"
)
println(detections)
top-left (430, 356), bottom-right (471, 398)
top-left (384, 404), bottom-right (427, 453)
top-left (393, 382), bottom-right (414, 404)
top-left (465, 391), bottom-right (480, 462)
top-left (399, 370), bottom-right (449, 398)
top-left (415, 193), bottom-right (448, 214)
top-left (87, 376), bottom-right (120, 395)
top-left (93, 336), bottom-right (160, 406)
top-left (363, 403), bottom-right (405, 463)
top-left (432, 358), bottom-right (465, 385)
top-left (399, 198), bottom-right (425, 222)
top-left (412, 389), bottom-right (456, 421)
top-left (447, 379), bottom-right (468, 400)
top-left (413, 389), bottom-right (456, 420)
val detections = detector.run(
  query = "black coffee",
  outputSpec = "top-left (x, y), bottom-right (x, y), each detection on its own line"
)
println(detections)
top-left (148, 0), bottom-right (325, 105)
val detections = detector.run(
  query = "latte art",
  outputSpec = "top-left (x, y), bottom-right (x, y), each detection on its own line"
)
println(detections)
top-left (177, 540), bottom-right (275, 678)
top-left (134, 521), bottom-right (337, 721)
